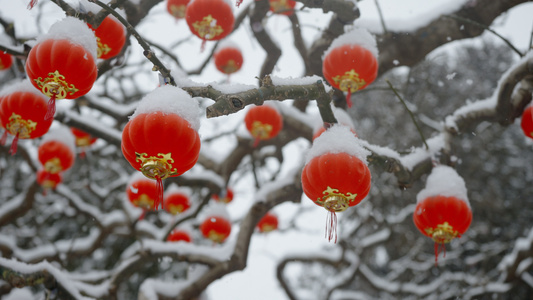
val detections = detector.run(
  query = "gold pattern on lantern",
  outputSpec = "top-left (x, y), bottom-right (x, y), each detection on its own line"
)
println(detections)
top-left (315, 186), bottom-right (357, 212)
top-left (208, 230), bottom-right (227, 243)
top-left (75, 136), bottom-right (92, 147)
top-left (34, 70), bottom-right (79, 99)
top-left (222, 60), bottom-right (239, 73)
top-left (96, 37), bottom-right (112, 58)
top-left (332, 69), bottom-right (366, 93)
top-left (192, 15), bottom-right (224, 40)
top-left (41, 180), bottom-right (58, 189)
top-left (134, 194), bottom-right (155, 210)
top-left (270, 0), bottom-right (291, 13)
top-left (6, 113), bottom-right (37, 138)
top-left (135, 152), bottom-right (178, 180)
top-left (251, 121), bottom-right (273, 140)
top-left (170, 4), bottom-right (187, 18)
top-left (168, 204), bottom-right (185, 215)
top-left (260, 224), bottom-right (276, 233)
top-left (425, 222), bottom-right (458, 243)
top-left (44, 158), bottom-right (63, 174)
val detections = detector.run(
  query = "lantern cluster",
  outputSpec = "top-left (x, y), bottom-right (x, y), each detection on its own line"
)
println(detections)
top-left (25, 17), bottom-right (98, 120)
top-left (257, 212), bottom-right (278, 233)
top-left (521, 105), bottom-right (533, 139)
top-left (167, 0), bottom-right (190, 20)
top-left (213, 41), bottom-right (243, 77)
top-left (301, 125), bottom-right (371, 242)
top-left (323, 28), bottom-right (378, 108)
top-left (121, 85), bottom-right (201, 210)
top-left (186, 0), bottom-right (234, 44)
top-left (244, 104), bottom-right (283, 147)
top-left (0, 80), bottom-right (54, 155)
top-left (269, 0), bottom-right (296, 16)
top-left (37, 126), bottom-right (76, 191)
top-left (413, 165), bottom-right (473, 263)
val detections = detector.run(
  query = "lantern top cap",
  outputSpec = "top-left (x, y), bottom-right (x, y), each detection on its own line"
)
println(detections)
top-left (199, 202), bottom-right (231, 222)
top-left (130, 85), bottom-right (200, 131)
top-left (36, 17), bottom-right (97, 60)
top-left (41, 125), bottom-right (76, 155)
top-left (416, 165), bottom-right (470, 206)
top-left (305, 125), bottom-right (369, 164)
top-left (323, 27), bottom-right (378, 59)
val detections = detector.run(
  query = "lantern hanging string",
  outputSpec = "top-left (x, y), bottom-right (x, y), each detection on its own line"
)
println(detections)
top-left (27, 0), bottom-right (37, 9)
top-left (434, 242), bottom-right (447, 265)
top-left (346, 91), bottom-right (353, 108)
top-left (155, 175), bottom-right (164, 210)
top-left (236, 0), bottom-right (243, 7)
top-left (9, 133), bottom-right (19, 156)
top-left (0, 131), bottom-right (7, 146)
top-left (325, 211), bottom-right (338, 243)
top-left (44, 94), bottom-right (57, 121)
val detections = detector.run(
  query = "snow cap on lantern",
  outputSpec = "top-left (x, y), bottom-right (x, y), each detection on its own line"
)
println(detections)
top-left (313, 106), bottom-right (357, 141)
top-left (199, 202), bottom-right (232, 243)
top-left (416, 165), bottom-right (469, 205)
top-left (38, 125), bottom-right (76, 174)
top-left (306, 125), bottom-right (369, 165)
top-left (35, 17), bottom-right (97, 59)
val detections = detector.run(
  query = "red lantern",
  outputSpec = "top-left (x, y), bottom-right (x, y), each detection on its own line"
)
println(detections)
top-left (0, 52), bottom-right (13, 71)
top-left (36, 169), bottom-right (62, 190)
top-left (87, 16), bottom-right (126, 60)
top-left (214, 42), bottom-right (243, 76)
top-left (212, 187), bottom-right (234, 204)
top-left (185, 0), bottom-right (234, 43)
top-left (25, 17), bottom-right (98, 120)
top-left (257, 212), bottom-right (278, 233)
top-left (301, 126), bottom-right (371, 242)
top-left (269, 0), bottom-right (296, 16)
top-left (200, 215), bottom-right (232, 243)
top-left (71, 127), bottom-right (97, 147)
top-left (244, 104), bottom-right (283, 147)
top-left (164, 191), bottom-right (191, 215)
top-left (167, 0), bottom-right (190, 19)
top-left (121, 86), bottom-right (201, 210)
top-left (323, 28), bottom-right (378, 108)
top-left (413, 166), bottom-right (472, 263)
top-left (38, 127), bottom-right (76, 174)
top-left (0, 81), bottom-right (54, 154)
top-left (126, 175), bottom-right (158, 210)
top-left (521, 105), bottom-right (533, 139)
top-left (167, 229), bottom-right (193, 243)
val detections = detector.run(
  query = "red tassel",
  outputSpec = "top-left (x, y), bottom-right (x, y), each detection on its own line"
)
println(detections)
top-left (9, 134), bottom-right (19, 155)
top-left (200, 40), bottom-right (206, 53)
top-left (44, 95), bottom-right (57, 121)
top-left (0, 131), bottom-right (7, 146)
top-left (27, 0), bottom-right (37, 9)
top-left (253, 137), bottom-right (260, 148)
top-left (346, 91), bottom-right (353, 108)
top-left (155, 176), bottom-right (163, 210)
top-left (236, 0), bottom-right (243, 7)
top-left (139, 210), bottom-right (146, 220)
top-left (325, 211), bottom-right (338, 243)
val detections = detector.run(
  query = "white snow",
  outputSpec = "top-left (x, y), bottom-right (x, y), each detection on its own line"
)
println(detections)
top-left (270, 75), bottom-right (330, 90)
top-left (215, 39), bottom-right (240, 52)
top-left (198, 202), bottom-right (231, 222)
top-left (323, 27), bottom-right (378, 59)
top-left (416, 165), bottom-right (469, 205)
top-left (398, 134), bottom-right (446, 170)
top-left (36, 17), bottom-right (97, 60)
top-left (0, 79), bottom-right (48, 101)
top-left (130, 85), bottom-right (201, 131)
top-left (305, 125), bottom-right (370, 164)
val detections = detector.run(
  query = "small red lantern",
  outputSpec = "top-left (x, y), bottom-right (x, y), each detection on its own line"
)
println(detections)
top-left (126, 175), bottom-right (158, 210)
top-left (38, 127), bottom-right (76, 174)
top-left (164, 190), bottom-right (191, 215)
top-left (521, 105), bottom-right (533, 139)
top-left (214, 42), bottom-right (243, 76)
top-left (186, 0), bottom-right (234, 43)
top-left (269, 0), bottom-right (296, 16)
top-left (212, 187), bottom-right (234, 204)
top-left (301, 125), bottom-right (371, 242)
top-left (0, 52), bottom-right (13, 71)
top-left (25, 17), bottom-right (98, 120)
top-left (413, 165), bottom-right (472, 263)
top-left (0, 80), bottom-right (53, 154)
top-left (121, 85), bottom-right (201, 210)
top-left (257, 212), bottom-right (278, 233)
top-left (167, 229), bottom-right (193, 243)
top-left (323, 28), bottom-right (378, 108)
top-left (167, 0), bottom-right (190, 19)
top-left (87, 16), bottom-right (126, 60)
top-left (200, 215), bottom-right (232, 243)
top-left (36, 169), bottom-right (62, 190)
top-left (71, 127), bottom-right (97, 147)
top-left (244, 104), bottom-right (283, 147)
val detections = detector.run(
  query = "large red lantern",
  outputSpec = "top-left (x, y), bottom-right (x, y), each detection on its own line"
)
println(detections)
top-left (301, 125), bottom-right (371, 242)
top-left (38, 127), bottom-right (76, 174)
top-left (185, 0), bottom-right (234, 43)
top-left (25, 17), bottom-right (98, 120)
top-left (244, 104), bottom-right (283, 147)
top-left (87, 16), bottom-right (126, 60)
top-left (214, 41), bottom-right (243, 76)
top-left (269, 0), bottom-right (296, 16)
top-left (212, 187), bottom-right (234, 204)
top-left (521, 105), bottom-right (533, 139)
top-left (0, 80), bottom-right (53, 154)
top-left (0, 52), bottom-right (13, 71)
top-left (413, 165), bottom-right (472, 263)
top-left (167, 229), bottom-right (193, 243)
top-left (257, 212), bottom-right (278, 233)
top-left (126, 174), bottom-right (158, 211)
top-left (323, 28), bottom-right (378, 108)
top-left (200, 215), bottom-right (232, 243)
top-left (167, 0), bottom-right (190, 19)
top-left (121, 85), bottom-right (201, 210)
top-left (36, 169), bottom-right (62, 191)
top-left (164, 189), bottom-right (191, 215)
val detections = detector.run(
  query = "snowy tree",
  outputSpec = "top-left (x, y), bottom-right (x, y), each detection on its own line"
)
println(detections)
top-left (0, 0), bottom-right (532, 299)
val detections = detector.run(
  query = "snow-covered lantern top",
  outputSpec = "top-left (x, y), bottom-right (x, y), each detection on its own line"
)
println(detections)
top-left (38, 125), bottom-right (76, 174)
top-left (322, 28), bottom-right (378, 108)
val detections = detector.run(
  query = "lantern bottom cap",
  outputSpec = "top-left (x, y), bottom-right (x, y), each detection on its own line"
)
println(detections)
top-left (324, 195), bottom-right (349, 212)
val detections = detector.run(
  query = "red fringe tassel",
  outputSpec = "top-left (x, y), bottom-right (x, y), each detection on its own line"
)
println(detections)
top-left (346, 91), bottom-right (353, 108)
top-left (155, 176), bottom-right (163, 210)
top-left (44, 95), bottom-right (57, 121)
top-left (325, 211), bottom-right (338, 243)
top-left (27, 0), bottom-right (37, 9)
